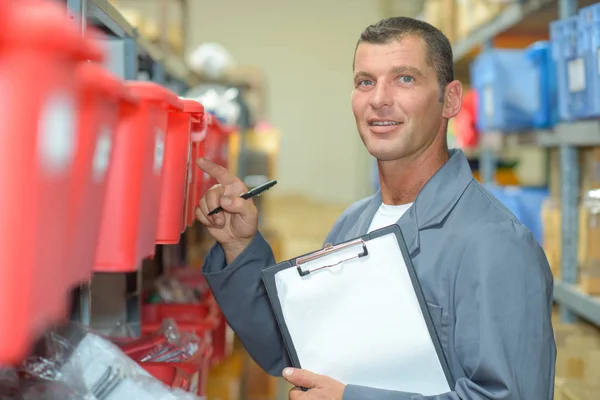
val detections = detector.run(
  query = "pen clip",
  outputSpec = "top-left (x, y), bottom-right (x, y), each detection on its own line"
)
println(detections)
top-left (295, 239), bottom-right (369, 277)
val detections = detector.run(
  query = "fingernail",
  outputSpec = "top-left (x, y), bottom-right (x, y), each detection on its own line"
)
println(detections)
top-left (221, 197), bottom-right (232, 206)
top-left (215, 217), bottom-right (224, 226)
top-left (283, 368), bottom-right (294, 376)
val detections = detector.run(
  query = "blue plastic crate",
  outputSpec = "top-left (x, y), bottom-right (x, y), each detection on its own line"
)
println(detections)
top-left (525, 41), bottom-right (559, 129)
top-left (550, 17), bottom-right (584, 121)
top-left (484, 185), bottom-right (548, 245)
top-left (471, 49), bottom-right (539, 132)
top-left (578, 4), bottom-right (600, 118)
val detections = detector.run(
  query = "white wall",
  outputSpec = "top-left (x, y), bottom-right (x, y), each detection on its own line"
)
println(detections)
top-left (186, 0), bottom-right (383, 205)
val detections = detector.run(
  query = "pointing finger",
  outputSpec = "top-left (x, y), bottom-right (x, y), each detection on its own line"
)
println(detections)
top-left (197, 157), bottom-right (238, 186)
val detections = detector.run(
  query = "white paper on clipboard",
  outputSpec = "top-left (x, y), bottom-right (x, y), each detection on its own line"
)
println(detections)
top-left (270, 230), bottom-right (451, 396)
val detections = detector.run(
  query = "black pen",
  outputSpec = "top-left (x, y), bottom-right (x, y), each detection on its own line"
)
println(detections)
top-left (208, 180), bottom-right (278, 216)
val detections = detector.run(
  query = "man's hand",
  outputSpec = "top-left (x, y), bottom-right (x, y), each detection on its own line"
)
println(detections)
top-left (195, 157), bottom-right (258, 263)
top-left (282, 368), bottom-right (346, 400)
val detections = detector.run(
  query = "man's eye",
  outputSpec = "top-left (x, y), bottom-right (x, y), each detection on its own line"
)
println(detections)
top-left (359, 79), bottom-right (374, 86)
top-left (399, 76), bottom-right (414, 84)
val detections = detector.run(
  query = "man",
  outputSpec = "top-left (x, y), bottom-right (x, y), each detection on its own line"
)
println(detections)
top-left (196, 16), bottom-right (556, 400)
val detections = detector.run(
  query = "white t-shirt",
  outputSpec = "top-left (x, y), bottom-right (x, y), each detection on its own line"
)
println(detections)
top-left (367, 202), bottom-right (413, 233)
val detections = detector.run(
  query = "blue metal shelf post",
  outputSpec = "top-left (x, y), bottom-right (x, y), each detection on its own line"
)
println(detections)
top-left (559, 0), bottom-right (579, 324)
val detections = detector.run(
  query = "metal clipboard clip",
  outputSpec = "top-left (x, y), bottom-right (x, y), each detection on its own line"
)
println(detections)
top-left (296, 239), bottom-right (369, 277)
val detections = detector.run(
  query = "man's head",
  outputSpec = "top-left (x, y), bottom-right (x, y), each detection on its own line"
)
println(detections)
top-left (351, 17), bottom-right (462, 162)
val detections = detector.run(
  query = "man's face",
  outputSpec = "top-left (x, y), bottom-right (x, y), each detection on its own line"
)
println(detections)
top-left (351, 36), bottom-right (447, 162)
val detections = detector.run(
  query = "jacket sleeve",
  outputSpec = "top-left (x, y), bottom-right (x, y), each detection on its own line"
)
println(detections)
top-left (202, 231), bottom-right (290, 375)
top-left (342, 220), bottom-right (556, 400)
top-left (201, 206), bottom-right (353, 376)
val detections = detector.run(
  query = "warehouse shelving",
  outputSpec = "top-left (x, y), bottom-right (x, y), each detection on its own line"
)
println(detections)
top-left (64, 0), bottom-right (199, 336)
top-left (67, 0), bottom-right (198, 88)
top-left (455, 0), bottom-right (600, 327)
top-left (453, 0), bottom-right (555, 62)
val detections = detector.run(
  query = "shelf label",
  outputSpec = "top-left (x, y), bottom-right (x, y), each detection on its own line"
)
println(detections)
top-left (484, 85), bottom-right (494, 119)
top-left (38, 92), bottom-right (76, 176)
top-left (568, 58), bottom-right (586, 93)
top-left (92, 126), bottom-right (112, 182)
top-left (153, 128), bottom-right (165, 175)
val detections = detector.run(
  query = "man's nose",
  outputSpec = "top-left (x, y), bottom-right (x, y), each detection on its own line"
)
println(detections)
top-left (370, 83), bottom-right (393, 109)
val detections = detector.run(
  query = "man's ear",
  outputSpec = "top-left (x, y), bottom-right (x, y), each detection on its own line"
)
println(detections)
top-left (442, 80), bottom-right (463, 119)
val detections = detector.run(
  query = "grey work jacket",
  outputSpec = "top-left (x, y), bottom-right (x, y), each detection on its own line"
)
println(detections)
top-left (202, 149), bottom-right (556, 400)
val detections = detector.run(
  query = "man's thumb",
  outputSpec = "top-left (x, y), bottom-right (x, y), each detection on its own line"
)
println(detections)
top-left (219, 196), bottom-right (246, 214)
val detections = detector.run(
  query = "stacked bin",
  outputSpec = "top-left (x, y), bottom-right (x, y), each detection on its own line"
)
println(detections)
top-left (0, 0), bottom-right (104, 364)
top-left (471, 48), bottom-right (540, 132)
top-left (156, 99), bottom-right (204, 244)
top-left (551, 16), bottom-right (582, 121)
top-left (94, 83), bottom-right (183, 273)
top-left (66, 62), bottom-right (138, 288)
top-left (186, 113), bottom-right (208, 227)
top-left (578, 4), bottom-right (600, 119)
top-left (202, 114), bottom-right (233, 191)
top-left (525, 41), bottom-right (559, 129)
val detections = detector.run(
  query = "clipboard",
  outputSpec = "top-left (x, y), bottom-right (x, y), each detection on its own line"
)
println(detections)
top-left (261, 224), bottom-right (454, 396)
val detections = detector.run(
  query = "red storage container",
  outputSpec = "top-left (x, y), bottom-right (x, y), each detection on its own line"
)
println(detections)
top-left (170, 269), bottom-right (233, 363)
top-left (0, 0), bottom-right (103, 364)
top-left (66, 63), bottom-right (137, 288)
top-left (156, 99), bottom-right (204, 244)
top-left (138, 333), bottom-right (212, 396)
top-left (94, 82), bottom-right (183, 272)
top-left (201, 114), bottom-right (233, 192)
top-left (185, 113), bottom-right (208, 228)
top-left (141, 301), bottom-right (220, 336)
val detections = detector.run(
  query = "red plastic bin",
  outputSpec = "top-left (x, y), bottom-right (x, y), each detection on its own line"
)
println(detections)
top-left (94, 82), bottom-right (183, 273)
top-left (0, 0), bottom-right (103, 364)
top-left (141, 335), bottom-right (211, 396)
top-left (156, 99), bottom-right (204, 244)
top-left (66, 63), bottom-right (137, 288)
top-left (170, 269), bottom-right (233, 363)
top-left (141, 301), bottom-right (220, 336)
top-left (185, 113), bottom-right (208, 228)
top-left (201, 113), bottom-right (234, 192)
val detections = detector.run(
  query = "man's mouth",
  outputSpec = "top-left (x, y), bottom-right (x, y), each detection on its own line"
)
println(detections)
top-left (368, 121), bottom-right (402, 126)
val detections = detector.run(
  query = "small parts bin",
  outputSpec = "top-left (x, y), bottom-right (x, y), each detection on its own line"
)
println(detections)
top-left (0, 0), bottom-right (104, 364)
top-left (156, 99), bottom-right (204, 244)
top-left (67, 62), bottom-right (136, 288)
top-left (186, 113), bottom-right (208, 228)
top-left (94, 82), bottom-right (183, 273)
top-left (471, 48), bottom-right (540, 132)
top-left (202, 113), bottom-right (233, 192)
top-left (578, 4), bottom-right (600, 119)
top-left (551, 16), bottom-right (581, 121)
top-left (141, 301), bottom-right (220, 336)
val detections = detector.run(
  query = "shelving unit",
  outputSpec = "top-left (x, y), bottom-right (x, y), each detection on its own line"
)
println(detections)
top-left (64, 0), bottom-right (200, 336)
top-left (454, 0), bottom-right (600, 327)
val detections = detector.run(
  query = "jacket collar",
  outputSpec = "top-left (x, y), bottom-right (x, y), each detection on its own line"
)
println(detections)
top-left (348, 149), bottom-right (474, 255)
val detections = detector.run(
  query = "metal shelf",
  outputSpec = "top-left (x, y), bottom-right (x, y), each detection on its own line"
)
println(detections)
top-left (453, 0), bottom-right (554, 62)
top-left (73, 0), bottom-right (199, 88)
top-left (478, 121), bottom-right (600, 151)
top-left (86, 0), bottom-right (135, 38)
top-left (554, 281), bottom-right (600, 326)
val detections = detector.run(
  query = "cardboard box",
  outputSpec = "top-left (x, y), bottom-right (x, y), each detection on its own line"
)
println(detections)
top-left (206, 348), bottom-right (245, 400)
top-left (542, 198), bottom-right (561, 278)
top-left (561, 381), bottom-right (600, 400)
top-left (424, 0), bottom-right (457, 43)
top-left (555, 321), bottom-right (600, 381)
top-left (244, 354), bottom-right (280, 400)
top-left (456, 0), bottom-right (506, 40)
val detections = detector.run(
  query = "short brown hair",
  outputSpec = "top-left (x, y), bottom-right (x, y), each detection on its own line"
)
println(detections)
top-left (355, 17), bottom-right (454, 100)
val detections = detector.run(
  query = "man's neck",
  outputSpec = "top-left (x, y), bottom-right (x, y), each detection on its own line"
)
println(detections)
top-left (378, 146), bottom-right (450, 205)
